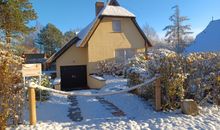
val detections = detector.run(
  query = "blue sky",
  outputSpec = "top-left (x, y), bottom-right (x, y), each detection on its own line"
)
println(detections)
top-left (30, 0), bottom-right (220, 38)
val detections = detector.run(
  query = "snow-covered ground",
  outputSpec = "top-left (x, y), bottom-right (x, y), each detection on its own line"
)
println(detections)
top-left (9, 76), bottom-right (220, 130)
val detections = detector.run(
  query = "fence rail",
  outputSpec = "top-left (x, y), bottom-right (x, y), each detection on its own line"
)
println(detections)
top-left (28, 76), bottom-right (161, 125)
top-left (29, 77), bottom-right (157, 97)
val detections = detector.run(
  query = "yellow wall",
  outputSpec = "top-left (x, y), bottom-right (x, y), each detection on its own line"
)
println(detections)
top-left (88, 76), bottom-right (106, 89)
top-left (56, 17), bottom-right (146, 89)
top-left (87, 17), bottom-right (146, 75)
top-left (56, 45), bottom-right (88, 77)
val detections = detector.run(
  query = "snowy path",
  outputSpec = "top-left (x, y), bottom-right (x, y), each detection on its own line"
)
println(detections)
top-left (67, 96), bottom-right (83, 122)
top-left (9, 76), bottom-right (220, 130)
top-left (95, 96), bottom-right (126, 117)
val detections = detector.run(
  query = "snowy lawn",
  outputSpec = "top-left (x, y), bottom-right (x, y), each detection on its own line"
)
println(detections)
top-left (8, 76), bottom-right (220, 130)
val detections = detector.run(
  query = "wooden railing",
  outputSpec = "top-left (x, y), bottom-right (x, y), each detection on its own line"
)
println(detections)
top-left (28, 76), bottom-right (161, 125)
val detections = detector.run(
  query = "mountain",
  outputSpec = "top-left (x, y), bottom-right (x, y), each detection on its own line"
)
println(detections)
top-left (187, 19), bottom-right (220, 52)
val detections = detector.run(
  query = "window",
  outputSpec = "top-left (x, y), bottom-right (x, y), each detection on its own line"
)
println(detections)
top-left (115, 49), bottom-right (136, 63)
top-left (112, 20), bottom-right (121, 32)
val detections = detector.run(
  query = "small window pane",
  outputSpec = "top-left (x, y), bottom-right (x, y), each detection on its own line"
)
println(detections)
top-left (115, 49), bottom-right (125, 63)
top-left (112, 20), bottom-right (121, 32)
top-left (115, 49), bottom-right (136, 63)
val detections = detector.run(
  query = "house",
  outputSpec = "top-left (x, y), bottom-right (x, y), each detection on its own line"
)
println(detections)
top-left (47, 0), bottom-right (152, 91)
top-left (23, 53), bottom-right (47, 64)
top-left (187, 19), bottom-right (220, 52)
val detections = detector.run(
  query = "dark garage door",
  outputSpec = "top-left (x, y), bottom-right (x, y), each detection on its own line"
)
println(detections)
top-left (60, 65), bottom-right (87, 91)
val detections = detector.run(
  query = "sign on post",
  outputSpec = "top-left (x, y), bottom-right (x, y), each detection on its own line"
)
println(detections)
top-left (22, 63), bottom-right (42, 126)
top-left (22, 64), bottom-right (42, 77)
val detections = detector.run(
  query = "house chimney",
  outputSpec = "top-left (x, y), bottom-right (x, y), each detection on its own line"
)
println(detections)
top-left (95, 1), bottom-right (104, 16)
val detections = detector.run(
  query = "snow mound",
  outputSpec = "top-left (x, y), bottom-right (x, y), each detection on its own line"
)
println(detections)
top-left (187, 19), bottom-right (220, 52)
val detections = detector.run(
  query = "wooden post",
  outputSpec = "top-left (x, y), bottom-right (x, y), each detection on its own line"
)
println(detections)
top-left (28, 86), bottom-right (37, 125)
top-left (155, 78), bottom-right (161, 111)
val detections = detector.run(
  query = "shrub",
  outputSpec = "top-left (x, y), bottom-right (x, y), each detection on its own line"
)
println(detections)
top-left (185, 53), bottom-right (220, 105)
top-left (127, 49), bottom-right (186, 110)
top-left (127, 49), bottom-right (220, 110)
top-left (126, 54), bottom-right (155, 98)
top-left (0, 50), bottom-right (24, 129)
top-left (147, 49), bottom-right (186, 110)
top-left (26, 74), bottom-right (51, 101)
top-left (96, 61), bottom-right (125, 76)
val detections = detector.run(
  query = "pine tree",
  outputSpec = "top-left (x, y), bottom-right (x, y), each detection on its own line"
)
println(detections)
top-left (163, 5), bottom-right (192, 53)
top-left (0, 0), bottom-right (37, 49)
top-left (62, 30), bottom-right (77, 45)
top-left (37, 23), bottom-right (63, 56)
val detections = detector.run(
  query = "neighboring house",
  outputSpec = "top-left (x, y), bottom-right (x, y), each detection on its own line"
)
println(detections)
top-left (24, 53), bottom-right (46, 64)
top-left (47, 0), bottom-right (152, 91)
top-left (23, 53), bottom-right (47, 70)
top-left (187, 19), bottom-right (220, 52)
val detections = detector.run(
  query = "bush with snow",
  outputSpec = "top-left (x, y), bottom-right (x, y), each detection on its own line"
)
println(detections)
top-left (127, 49), bottom-right (220, 110)
top-left (96, 61), bottom-right (126, 76)
top-left (130, 49), bottom-right (186, 110)
top-left (26, 74), bottom-right (51, 101)
top-left (185, 52), bottom-right (220, 105)
top-left (0, 50), bottom-right (24, 128)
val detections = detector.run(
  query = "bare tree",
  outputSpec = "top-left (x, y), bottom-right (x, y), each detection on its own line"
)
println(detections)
top-left (142, 23), bottom-right (159, 45)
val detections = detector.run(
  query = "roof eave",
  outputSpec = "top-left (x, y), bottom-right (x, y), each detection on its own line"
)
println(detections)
top-left (46, 37), bottom-right (80, 64)
top-left (131, 18), bottom-right (153, 47)
top-left (78, 17), bottom-right (102, 47)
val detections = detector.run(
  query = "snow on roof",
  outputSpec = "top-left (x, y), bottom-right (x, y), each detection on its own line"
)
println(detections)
top-left (101, 5), bottom-right (135, 17)
top-left (76, 20), bottom-right (95, 47)
top-left (77, 21), bottom-right (94, 40)
top-left (75, 5), bottom-right (135, 47)
top-left (47, 1), bottom-right (140, 63)
top-left (187, 19), bottom-right (220, 52)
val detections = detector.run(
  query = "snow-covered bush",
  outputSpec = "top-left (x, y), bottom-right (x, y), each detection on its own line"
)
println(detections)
top-left (125, 54), bottom-right (155, 98)
top-left (185, 52), bottom-right (220, 105)
top-left (127, 49), bottom-right (220, 110)
top-left (26, 74), bottom-right (51, 101)
top-left (96, 61), bottom-right (125, 76)
top-left (0, 50), bottom-right (24, 128)
top-left (147, 49), bottom-right (186, 110)
top-left (128, 49), bottom-right (186, 110)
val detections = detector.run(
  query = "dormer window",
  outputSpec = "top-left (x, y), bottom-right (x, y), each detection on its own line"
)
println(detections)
top-left (112, 20), bottom-right (121, 32)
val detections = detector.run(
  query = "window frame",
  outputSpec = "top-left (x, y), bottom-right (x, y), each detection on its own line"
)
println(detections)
top-left (112, 20), bottom-right (122, 33)
top-left (115, 49), bottom-right (136, 63)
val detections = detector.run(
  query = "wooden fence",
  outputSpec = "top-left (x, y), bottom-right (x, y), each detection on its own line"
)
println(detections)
top-left (28, 77), bottom-right (161, 125)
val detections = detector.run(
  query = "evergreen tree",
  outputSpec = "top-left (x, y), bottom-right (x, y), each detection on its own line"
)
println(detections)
top-left (37, 23), bottom-right (63, 56)
top-left (62, 30), bottom-right (76, 45)
top-left (0, 0), bottom-right (37, 49)
top-left (163, 5), bottom-right (192, 53)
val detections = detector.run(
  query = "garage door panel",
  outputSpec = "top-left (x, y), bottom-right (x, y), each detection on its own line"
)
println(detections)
top-left (60, 65), bottom-right (87, 91)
